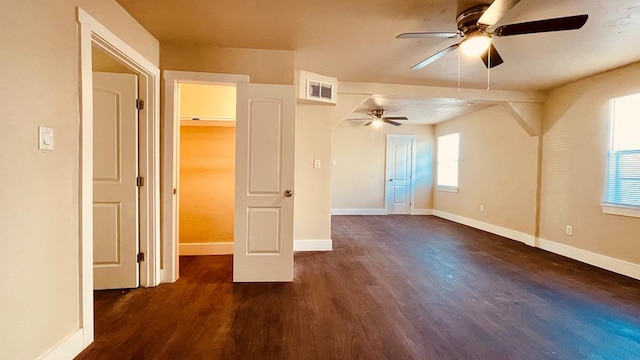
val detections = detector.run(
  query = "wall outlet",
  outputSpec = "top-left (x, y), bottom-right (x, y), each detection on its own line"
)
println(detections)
top-left (565, 225), bottom-right (573, 236)
top-left (480, 204), bottom-right (485, 212)
top-left (314, 159), bottom-right (321, 169)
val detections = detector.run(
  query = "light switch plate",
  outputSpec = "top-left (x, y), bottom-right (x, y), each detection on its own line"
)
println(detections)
top-left (39, 126), bottom-right (54, 151)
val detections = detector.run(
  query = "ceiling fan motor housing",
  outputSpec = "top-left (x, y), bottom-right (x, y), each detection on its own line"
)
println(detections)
top-left (456, 4), bottom-right (490, 34)
top-left (371, 109), bottom-right (385, 118)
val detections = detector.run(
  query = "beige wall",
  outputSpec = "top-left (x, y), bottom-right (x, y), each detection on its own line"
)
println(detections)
top-left (434, 105), bottom-right (539, 235)
top-left (0, 1), bottom-right (158, 359)
top-left (92, 44), bottom-right (134, 73)
top-left (294, 104), bottom-right (333, 241)
top-left (161, 42), bottom-right (295, 85)
top-left (332, 124), bottom-right (434, 211)
top-left (179, 126), bottom-right (235, 244)
top-left (540, 62), bottom-right (640, 265)
top-left (179, 83), bottom-right (236, 120)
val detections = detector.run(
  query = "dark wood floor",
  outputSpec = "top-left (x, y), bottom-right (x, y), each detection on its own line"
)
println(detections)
top-left (77, 215), bottom-right (640, 360)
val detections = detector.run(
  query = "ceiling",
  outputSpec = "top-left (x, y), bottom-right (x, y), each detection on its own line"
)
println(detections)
top-left (117, 0), bottom-right (640, 125)
top-left (344, 96), bottom-right (499, 125)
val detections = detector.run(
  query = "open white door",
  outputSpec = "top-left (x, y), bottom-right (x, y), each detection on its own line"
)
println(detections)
top-left (386, 135), bottom-right (415, 215)
top-left (93, 72), bottom-right (139, 290)
top-left (234, 83), bottom-right (295, 282)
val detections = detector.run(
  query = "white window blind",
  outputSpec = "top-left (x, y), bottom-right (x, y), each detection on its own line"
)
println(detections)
top-left (437, 133), bottom-right (460, 189)
top-left (604, 93), bottom-right (640, 208)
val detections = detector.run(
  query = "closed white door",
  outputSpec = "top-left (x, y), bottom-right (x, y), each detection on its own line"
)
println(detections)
top-left (386, 135), bottom-right (415, 214)
top-left (93, 72), bottom-right (139, 290)
top-left (234, 83), bottom-right (295, 282)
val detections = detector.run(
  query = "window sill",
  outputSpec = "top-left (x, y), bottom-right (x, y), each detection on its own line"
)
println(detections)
top-left (436, 185), bottom-right (459, 193)
top-left (601, 203), bottom-right (640, 219)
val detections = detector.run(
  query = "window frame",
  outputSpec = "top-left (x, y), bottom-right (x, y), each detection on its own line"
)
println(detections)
top-left (436, 133), bottom-right (460, 193)
top-left (601, 94), bottom-right (640, 218)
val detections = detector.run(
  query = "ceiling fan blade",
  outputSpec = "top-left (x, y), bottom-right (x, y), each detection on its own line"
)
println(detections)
top-left (411, 43), bottom-right (460, 70)
top-left (480, 43), bottom-right (504, 68)
top-left (494, 14), bottom-right (588, 37)
top-left (397, 32), bottom-right (460, 39)
top-left (347, 117), bottom-right (372, 121)
top-left (364, 121), bottom-right (372, 127)
top-left (383, 116), bottom-right (408, 121)
top-left (478, 0), bottom-right (521, 27)
top-left (384, 120), bottom-right (402, 126)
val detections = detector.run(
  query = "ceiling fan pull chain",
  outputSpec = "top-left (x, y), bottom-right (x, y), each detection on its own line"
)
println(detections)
top-left (457, 49), bottom-right (461, 91)
top-left (487, 46), bottom-right (491, 91)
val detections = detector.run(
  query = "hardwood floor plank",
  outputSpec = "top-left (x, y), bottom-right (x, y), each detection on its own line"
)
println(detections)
top-left (77, 215), bottom-right (640, 359)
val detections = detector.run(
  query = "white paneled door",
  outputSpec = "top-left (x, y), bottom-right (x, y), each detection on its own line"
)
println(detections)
top-left (386, 135), bottom-right (415, 214)
top-left (93, 72), bottom-right (139, 290)
top-left (234, 83), bottom-right (295, 282)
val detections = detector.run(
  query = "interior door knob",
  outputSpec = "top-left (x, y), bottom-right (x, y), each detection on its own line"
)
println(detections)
top-left (389, 178), bottom-right (394, 182)
top-left (284, 190), bottom-right (293, 197)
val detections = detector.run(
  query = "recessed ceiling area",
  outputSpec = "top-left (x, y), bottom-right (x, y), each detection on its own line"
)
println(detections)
top-left (344, 96), bottom-right (500, 126)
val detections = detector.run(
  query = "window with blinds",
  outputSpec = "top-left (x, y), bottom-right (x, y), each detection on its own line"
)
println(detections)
top-left (603, 93), bottom-right (640, 215)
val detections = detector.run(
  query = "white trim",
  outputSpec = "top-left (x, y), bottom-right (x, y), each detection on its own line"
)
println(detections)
top-left (538, 238), bottom-right (640, 281)
top-left (294, 239), bottom-right (333, 251)
top-left (161, 71), bottom-right (249, 284)
top-left (432, 209), bottom-right (640, 280)
top-left (39, 329), bottom-right (84, 360)
top-left (331, 208), bottom-right (388, 215)
top-left (601, 203), bottom-right (640, 218)
top-left (410, 209), bottom-right (433, 215)
top-left (179, 242), bottom-right (234, 255)
top-left (436, 185), bottom-right (459, 193)
top-left (77, 7), bottom-right (160, 351)
top-left (432, 210), bottom-right (536, 246)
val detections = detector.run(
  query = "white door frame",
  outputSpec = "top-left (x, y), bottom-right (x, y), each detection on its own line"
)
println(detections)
top-left (385, 134), bottom-right (417, 214)
top-left (162, 70), bottom-right (249, 283)
top-left (77, 7), bottom-right (160, 348)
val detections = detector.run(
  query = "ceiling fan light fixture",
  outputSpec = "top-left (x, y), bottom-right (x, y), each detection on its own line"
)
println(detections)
top-left (372, 119), bottom-right (384, 128)
top-left (460, 32), bottom-right (491, 57)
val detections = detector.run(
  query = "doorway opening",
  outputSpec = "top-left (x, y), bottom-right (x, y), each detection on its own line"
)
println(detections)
top-left (78, 7), bottom-right (160, 349)
top-left (177, 83), bottom-right (237, 264)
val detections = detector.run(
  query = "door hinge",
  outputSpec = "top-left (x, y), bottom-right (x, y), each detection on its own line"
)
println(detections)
top-left (136, 176), bottom-right (144, 187)
top-left (137, 253), bottom-right (145, 263)
top-left (136, 99), bottom-right (144, 110)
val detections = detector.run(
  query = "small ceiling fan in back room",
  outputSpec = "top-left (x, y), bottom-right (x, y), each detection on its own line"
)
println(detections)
top-left (397, 0), bottom-right (588, 70)
top-left (348, 109), bottom-right (409, 127)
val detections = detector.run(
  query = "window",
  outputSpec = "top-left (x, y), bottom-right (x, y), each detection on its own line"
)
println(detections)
top-left (603, 93), bottom-right (640, 217)
top-left (437, 133), bottom-right (460, 192)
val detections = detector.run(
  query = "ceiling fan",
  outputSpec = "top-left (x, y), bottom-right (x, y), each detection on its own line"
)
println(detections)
top-left (397, 0), bottom-right (588, 70)
top-left (349, 109), bottom-right (409, 127)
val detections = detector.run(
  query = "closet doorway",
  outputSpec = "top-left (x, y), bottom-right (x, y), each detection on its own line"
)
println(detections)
top-left (177, 83), bottom-right (236, 262)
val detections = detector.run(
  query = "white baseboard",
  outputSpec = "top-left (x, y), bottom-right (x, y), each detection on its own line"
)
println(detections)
top-left (432, 210), bottom-right (640, 280)
top-left (39, 328), bottom-right (84, 360)
top-left (410, 209), bottom-right (433, 215)
top-left (179, 242), bottom-right (233, 255)
top-left (432, 210), bottom-right (536, 246)
top-left (538, 238), bottom-right (640, 280)
top-left (294, 239), bottom-right (333, 252)
top-left (331, 208), bottom-right (388, 215)
top-left (331, 208), bottom-right (433, 216)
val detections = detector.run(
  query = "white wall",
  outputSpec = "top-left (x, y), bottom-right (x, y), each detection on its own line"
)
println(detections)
top-left (0, 1), bottom-right (158, 359)
top-left (331, 124), bottom-right (434, 212)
